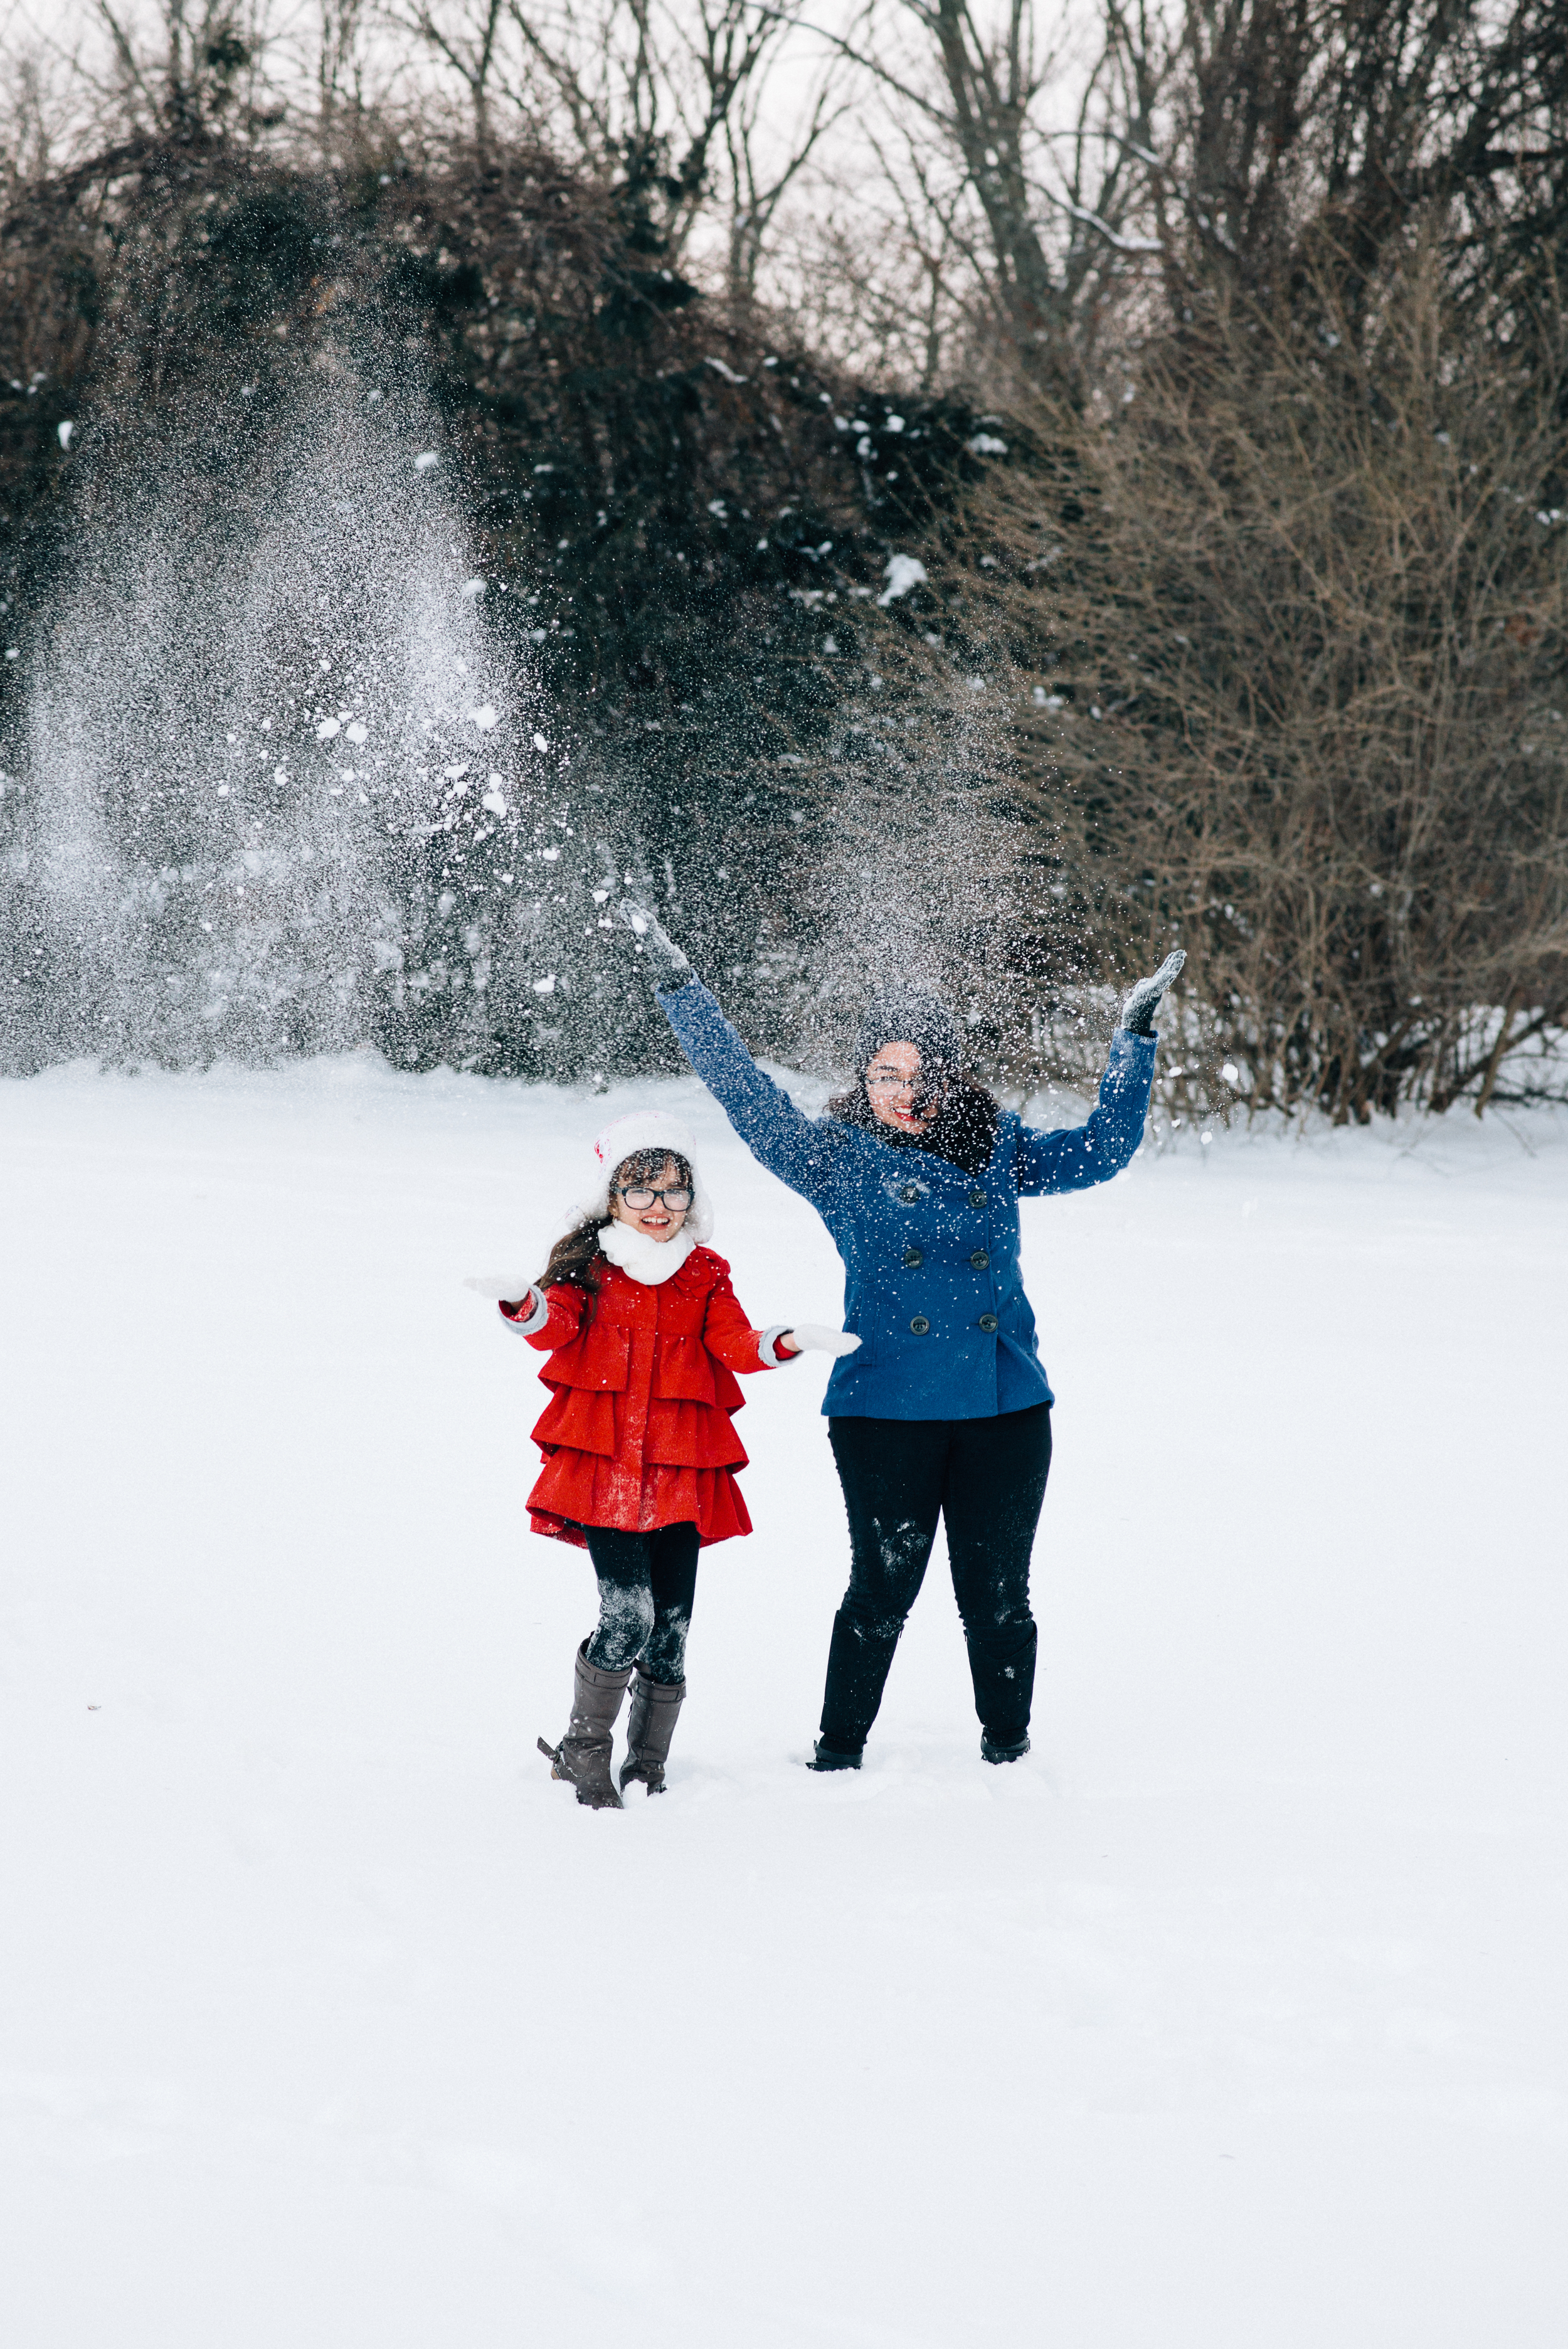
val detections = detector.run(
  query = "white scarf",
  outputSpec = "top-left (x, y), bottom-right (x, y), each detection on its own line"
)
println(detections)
top-left (598, 1217), bottom-right (697, 1286)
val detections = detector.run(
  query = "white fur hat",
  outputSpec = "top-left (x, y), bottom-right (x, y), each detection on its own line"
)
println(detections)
top-left (571, 1108), bottom-right (714, 1243)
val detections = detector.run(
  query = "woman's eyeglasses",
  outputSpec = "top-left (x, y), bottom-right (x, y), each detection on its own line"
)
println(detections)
top-left (617, 1185), bottom-right (694, 1210)
top-left (866, 1073), bottom-right (919, 1093)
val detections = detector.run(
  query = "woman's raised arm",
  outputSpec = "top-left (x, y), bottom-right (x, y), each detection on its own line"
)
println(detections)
top-left (1014, 1030), bottom-right (1158, 1196)
top-left (1014, 952), bottom-right (1182, 1197)
top-left (615, 894), bottom-right (842, 1206)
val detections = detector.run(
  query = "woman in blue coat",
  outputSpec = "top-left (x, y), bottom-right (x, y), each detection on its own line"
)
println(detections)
top-left (617, 896), bottom-right (1182, 1769)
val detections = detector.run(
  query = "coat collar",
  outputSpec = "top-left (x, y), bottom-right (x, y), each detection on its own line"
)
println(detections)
top-left (598, 1219), bottom-right (698, 1286)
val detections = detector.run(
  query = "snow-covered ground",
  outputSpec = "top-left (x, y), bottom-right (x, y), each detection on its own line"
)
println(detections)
top-left (3, 1058), bottom-right (1565, 2348)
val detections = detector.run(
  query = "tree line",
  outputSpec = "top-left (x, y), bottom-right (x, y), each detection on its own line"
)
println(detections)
top-left (0, 0), bottom-right (1563, 1115)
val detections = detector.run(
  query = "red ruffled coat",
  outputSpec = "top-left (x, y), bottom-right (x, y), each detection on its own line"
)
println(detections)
top-left (502, 1246), bottom-right (779, 1548)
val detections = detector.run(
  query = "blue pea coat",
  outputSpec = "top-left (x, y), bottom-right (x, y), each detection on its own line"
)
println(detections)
top-left (659, 980), bottom-right (1158, 1421)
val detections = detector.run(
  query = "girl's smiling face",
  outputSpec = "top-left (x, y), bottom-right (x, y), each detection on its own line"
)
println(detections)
top-left (610, 1155), bottom-right (691, 1243)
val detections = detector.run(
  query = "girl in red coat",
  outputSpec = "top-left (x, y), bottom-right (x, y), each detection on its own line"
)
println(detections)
top-left (484, 1111), bottom-right (856, 1810)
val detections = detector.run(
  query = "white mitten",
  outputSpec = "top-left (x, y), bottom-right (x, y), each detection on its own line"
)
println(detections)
top-left (788, 1324), bottom-right (862, 1357)
top-left (464, 1275), bottom-right (539, 1305)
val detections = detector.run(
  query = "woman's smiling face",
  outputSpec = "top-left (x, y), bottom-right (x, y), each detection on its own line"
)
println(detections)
top-left (864, 1042), bottom-right (938, 1134)
top-left (610, 1155), bottom-right (691, 1242)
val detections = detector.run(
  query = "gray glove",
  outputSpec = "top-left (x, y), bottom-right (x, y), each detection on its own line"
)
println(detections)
top-left (603, 859), bottom-right (691, 983)
top-left (1120, 949), bottom-right (1185, 1037)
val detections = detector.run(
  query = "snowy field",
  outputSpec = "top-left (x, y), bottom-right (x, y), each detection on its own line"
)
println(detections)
top-left (3, 1056), bottom-right (1565, 2349)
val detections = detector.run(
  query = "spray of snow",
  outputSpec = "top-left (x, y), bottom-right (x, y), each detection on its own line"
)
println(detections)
top-left (2, 348), bottom-right (558, 1068)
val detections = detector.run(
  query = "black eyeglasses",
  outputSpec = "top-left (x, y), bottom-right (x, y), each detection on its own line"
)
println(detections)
top-left (616, 1184), bottom-right (693, 1211)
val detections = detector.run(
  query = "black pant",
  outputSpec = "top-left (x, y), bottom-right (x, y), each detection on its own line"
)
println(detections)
top-left (820, 1404), bottom-right (1052, 1752)
top-left (582, 1522), bottom-right (700, 1683)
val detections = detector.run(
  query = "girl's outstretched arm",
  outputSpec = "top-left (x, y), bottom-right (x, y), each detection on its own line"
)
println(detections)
top-left (701, 1266), bottom-right (861, 1372)
top-left (499, 1284), bottom-right (586, 1348)
top-left (700, 1263), bottom-right (793, 1374)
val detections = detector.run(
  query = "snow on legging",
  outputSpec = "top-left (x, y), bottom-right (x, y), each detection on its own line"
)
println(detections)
top-left (582, 1521), bottom-right (700, 1684)
top-left (820, 1404), bottom-right (1052, 1753)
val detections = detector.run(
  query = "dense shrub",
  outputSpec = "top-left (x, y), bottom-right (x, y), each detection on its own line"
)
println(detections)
top-left (968, 256), bottom-right (1568, 1117)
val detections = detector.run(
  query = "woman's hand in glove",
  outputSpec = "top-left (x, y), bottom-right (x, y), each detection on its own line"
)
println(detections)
top-left (605, 879), bottom-right (691, 984)
top-left (593, 843), bottom-right (692, 981)
top-left (777, 1325), bottom-right (863, 1358)
top-left (1120, 948), bottom-right (1186, 1037)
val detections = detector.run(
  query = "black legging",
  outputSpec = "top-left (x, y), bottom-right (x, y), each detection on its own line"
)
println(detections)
top-left (582, 1521), bottom-right (700, 1684)
top-left (820, 1404), bottom-right (1052, 1752)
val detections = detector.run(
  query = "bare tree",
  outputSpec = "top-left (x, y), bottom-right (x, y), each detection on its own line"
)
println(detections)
top-left (390, 0), bottom-right (840, 286)
top-left (315, 0), bottom-right (372, 128)
top-left (715, 0), bottom-right (845, 298)
top-left (754, 0), bottom-right (1170, 393)
top-left (968, 248), bottom-right (1568, 1118)
top-left (1131, 0), bottom-right (1568, 342)
top-left (0, 41), bottom-right (78, 183)
top-left (392, 0), bottom-right (507, 151)
top-left (81, 0), bottom-right (271, 139)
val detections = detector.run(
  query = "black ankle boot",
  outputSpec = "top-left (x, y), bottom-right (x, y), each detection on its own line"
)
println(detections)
top-left (807, 1738), bottom-right (862, 1771)
top-left (965, 1620), bottom-right (1037, 1759)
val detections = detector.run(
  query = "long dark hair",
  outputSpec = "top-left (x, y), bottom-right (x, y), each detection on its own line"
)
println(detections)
top-left (538, 1147), bottom-right (696, 1299)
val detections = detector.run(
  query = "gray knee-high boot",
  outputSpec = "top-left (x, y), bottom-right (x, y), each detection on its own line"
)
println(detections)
top-left (618, 1667), bottom-right (686, 1795)
top-left (538, 1641), bottom-right (633, 1810)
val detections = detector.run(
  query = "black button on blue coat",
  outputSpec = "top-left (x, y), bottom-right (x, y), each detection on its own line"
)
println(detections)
top-left (970, 1250), bottom-right (989, 1270)
top-left (903, 1246), bottom-right (923, 1267)
top-left (910, 1315), bottom-right (930, 1335)
top-left (978, 1313), bottom-right (999, 1333)
top-left (968, 1187), bottom-right (987, 1207)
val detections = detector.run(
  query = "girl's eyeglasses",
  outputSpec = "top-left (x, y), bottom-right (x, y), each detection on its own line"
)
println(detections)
top-left (617, 1185), bottom-right (693, 1211)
